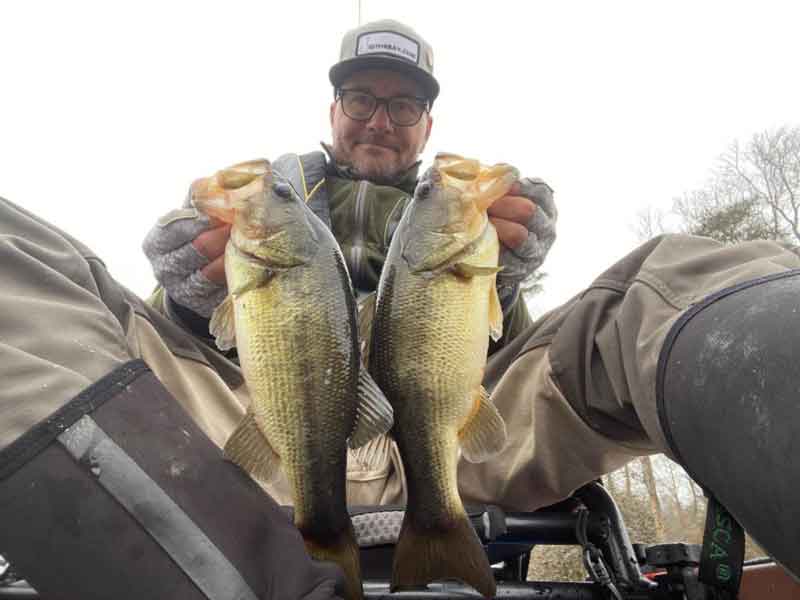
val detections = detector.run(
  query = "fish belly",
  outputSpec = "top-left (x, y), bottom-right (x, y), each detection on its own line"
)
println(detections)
top-left (235, 266), bottom-right (358, 534)
top-left (373, 262), bottom-right (491, 523)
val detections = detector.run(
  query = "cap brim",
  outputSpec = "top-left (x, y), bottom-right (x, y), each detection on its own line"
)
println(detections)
top-left (329, 55), bottom-right (440, 102)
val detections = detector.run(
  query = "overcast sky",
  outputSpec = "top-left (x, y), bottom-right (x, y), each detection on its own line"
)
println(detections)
top-left (2, 1), bottom-right (798, 315)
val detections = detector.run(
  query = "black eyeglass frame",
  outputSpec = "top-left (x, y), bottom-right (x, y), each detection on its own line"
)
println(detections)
top-left (335, 88), bottom-right (431, 127)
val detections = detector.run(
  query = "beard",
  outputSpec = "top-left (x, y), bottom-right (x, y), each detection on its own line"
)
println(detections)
top-left (332, 136), bottom-right (417, 185)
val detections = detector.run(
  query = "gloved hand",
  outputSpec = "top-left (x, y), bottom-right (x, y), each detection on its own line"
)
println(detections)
top-left (488, 177), bottom-right (557, 303)
top-left (142, 187), bottom-right (230, 318)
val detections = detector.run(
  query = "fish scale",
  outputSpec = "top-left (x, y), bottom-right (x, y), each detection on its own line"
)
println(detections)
top-left (235, 256), bottom-right (358, 532)
top-left (374, 244), bottom-right (493, 522)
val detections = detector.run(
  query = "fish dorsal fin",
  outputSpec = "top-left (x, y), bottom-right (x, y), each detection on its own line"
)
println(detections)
top-left (488, 284), bottom-right (503, 342)
top-left (348, 369), bottom-right (394, 449)
top-left (209, 294), bottom-right (237, 351)
top-left (224, 410), bottom-right (282, 484)
top-left (458, 386), bottom-right (507, 463)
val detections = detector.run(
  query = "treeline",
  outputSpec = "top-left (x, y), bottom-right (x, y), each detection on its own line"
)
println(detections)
top-left (527, 455), bottom-right (765, 581)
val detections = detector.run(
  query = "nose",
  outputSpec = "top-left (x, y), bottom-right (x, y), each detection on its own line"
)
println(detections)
top-left (366, 102), bottom-right (393, 133)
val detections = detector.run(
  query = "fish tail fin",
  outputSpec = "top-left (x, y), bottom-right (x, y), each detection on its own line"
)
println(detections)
top-left (391, 513), bottom-right (496, 599)
top-left (304, 525), bottom-right (363, 600)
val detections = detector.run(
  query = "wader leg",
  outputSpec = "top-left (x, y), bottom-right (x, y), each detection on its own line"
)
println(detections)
top-left (657, 270), bottom-right (800, 581)
top-left (462, 234), bottom-right (800, 584)
top-left (0, 361), bottom-right (345, 600)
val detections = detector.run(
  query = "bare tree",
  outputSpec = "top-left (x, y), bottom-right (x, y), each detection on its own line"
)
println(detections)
top-left (632, 205), bottom-right (669, 241)
top-left (633, 125), bottom-right (800, 245)
top-left (672, 183), bottom-right (775, 244)
top-left (665, 459), bottom-right (688, 530)
top-left (639, 456), bottom-right (665, 539)
top-left (688, 479), bottom-right (703, 519)
top-left (521, 270), bottom-right (547, 302)
top-left (624, 462), bottom-right (632, 496)
top-left (718, 126), bottom-right (800, 243)
top-left (604, 473), bottom-right (617, 496)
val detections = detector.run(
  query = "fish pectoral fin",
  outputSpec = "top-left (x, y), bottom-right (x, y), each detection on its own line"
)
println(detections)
top-left (348, 369), bottom-right (394, 449)
top-left (209, 295), bottom-right (237, 351)
top-left (451, 262), bottom-right (502, 279)
top-left (458, 386), bottom-right (507, 463)
top-left (488, 283), bottom-right (504, 342)
top-left (223, 411), bottom-right (282, 484)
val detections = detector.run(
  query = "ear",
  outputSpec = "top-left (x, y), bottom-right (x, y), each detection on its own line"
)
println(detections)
top-left (330, 100), bottom-right (337, 127)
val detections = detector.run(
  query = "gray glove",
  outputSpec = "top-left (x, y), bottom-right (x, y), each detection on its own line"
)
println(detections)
top-left (496, 177), bottom-right (557, 302)
top-left (142, 190), bottom-right (228, 318)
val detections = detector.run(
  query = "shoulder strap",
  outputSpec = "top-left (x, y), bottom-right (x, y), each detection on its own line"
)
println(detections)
top-left (273, 152), bottom-right (331, 228)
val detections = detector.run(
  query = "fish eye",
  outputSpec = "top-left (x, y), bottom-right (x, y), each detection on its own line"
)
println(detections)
top-left (416, 181), bottom-right (432, 199)
top-left (273, 181), bottom-right (293, 199)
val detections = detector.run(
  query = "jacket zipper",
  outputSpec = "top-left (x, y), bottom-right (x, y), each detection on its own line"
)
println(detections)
top-left (349, 180), bottom-right (369, 287)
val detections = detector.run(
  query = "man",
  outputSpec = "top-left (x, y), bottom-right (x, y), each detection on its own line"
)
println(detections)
top-left (0, 19), bottom-right (797, 600)
top-left (143, 19), bottom-right (556, 509)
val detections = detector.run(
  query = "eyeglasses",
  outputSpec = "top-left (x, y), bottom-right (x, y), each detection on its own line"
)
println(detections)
top-left (336, 89), bottom-right (429, 127)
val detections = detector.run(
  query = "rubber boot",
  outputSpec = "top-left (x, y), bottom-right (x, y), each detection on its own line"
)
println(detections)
top-left (657, 269), bottom-right (800, 580)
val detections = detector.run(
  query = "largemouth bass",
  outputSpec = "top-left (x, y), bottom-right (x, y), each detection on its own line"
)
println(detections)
top-left (369, 153), bottom-right (515, 598)
top-left (192, 159), bottom-right (393, 600)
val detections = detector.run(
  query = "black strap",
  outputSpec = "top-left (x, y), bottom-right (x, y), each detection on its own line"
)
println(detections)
top-left (0, 360), bottom-right (149, 480)
top-left (700, 495), bottom-right (745, 598)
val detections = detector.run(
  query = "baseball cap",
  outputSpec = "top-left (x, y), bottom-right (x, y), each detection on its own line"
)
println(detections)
top-left (329, 19), bottom-right (440, 102)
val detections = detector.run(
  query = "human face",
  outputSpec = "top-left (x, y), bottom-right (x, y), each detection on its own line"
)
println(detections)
top-left (330, 69), bottom-right (433, 183)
